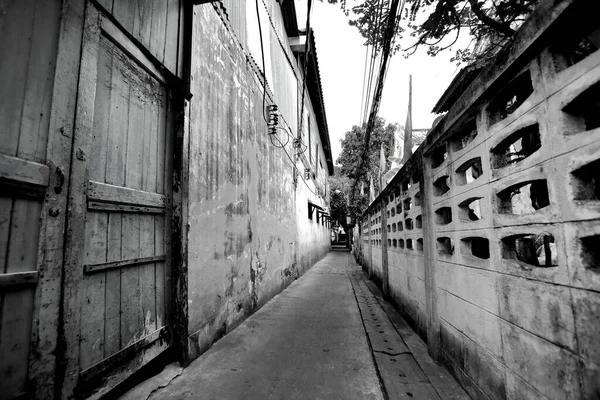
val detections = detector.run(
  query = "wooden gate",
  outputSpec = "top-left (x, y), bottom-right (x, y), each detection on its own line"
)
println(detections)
top-left (61, 4), bottom-right (176, 396)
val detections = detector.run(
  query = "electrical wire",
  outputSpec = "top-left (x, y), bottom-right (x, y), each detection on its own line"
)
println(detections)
top-left (351, 0), bottom-right (402, 206)
top-left (255, 0), bottom-right (269, 124)
top-left (254, 0), bottom-right (319, 198)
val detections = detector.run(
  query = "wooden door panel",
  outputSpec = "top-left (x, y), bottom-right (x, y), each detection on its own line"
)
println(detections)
top-left (79, 30), bottom-right (170, 369)
top-left (62, 4), bottom-right (175, 395)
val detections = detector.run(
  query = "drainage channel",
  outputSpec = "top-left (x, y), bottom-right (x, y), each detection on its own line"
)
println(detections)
top-left (348, 266), bottom-right (442, 400)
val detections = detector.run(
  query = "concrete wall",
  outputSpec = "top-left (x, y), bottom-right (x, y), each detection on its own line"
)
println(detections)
top-left (355, 1), bottom-right (600, 398)
top-left (185, 3), bottom-right (330, 360)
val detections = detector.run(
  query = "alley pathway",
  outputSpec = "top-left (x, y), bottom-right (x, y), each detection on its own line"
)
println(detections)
top-left (120, 249), bottom-right (468, 400)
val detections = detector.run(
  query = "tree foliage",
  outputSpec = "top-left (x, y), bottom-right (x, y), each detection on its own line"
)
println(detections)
top-left (334, 117), bottom-right (396, 224)
top-left (324, 0), bottom-right (539, 65)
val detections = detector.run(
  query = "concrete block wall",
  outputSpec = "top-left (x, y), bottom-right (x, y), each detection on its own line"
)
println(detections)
top-left (355, 1), bottom-right (600, 398)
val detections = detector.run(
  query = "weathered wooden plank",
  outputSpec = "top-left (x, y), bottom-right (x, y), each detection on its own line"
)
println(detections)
top-left (88, 30), bottom-right (112, 184)
top-left (154, 87), bottom-right (167, 328)
top-left (132, 0), bottom-right (153, 50)
top-left (87, 201), bottom-right (165, 214)
top-left (150, 0), bottom-right (168, 65)
top-left (0, 0), bottom-right (36, 157)
top-left (84, 255), bottom-right (166, 274)
top-left (59, 4), bottom-right (102, 396)
top-left (140, 215), bottom-right (157, 333)
top-left (0, 288), bottom-right (36, 398)
top-left (103, 32), bottom-right (128, 361)
top-left (100, 12), bottom-right (166, 84)
top-left (154, 217), bottom-right (166, 327)
top-left (120, 213), bottom-right (141, 347)
top-left (112, 0), bottom-right (136, 38)
top-left (31, 0), bottom-right (85, 397)
top-left (79, 326), bottom-right (168, 383)
top-left (0, 153), bottom-right (50, 187)
top-left (140, 80), bottom-right (158, 333)
top-left (79, 28), bottom-right (111, 370)
top-left (104, 213), bottom-right (122, 356)
top-left (105, 38), bottom-right (128, 188)
top-left (125, 67), bottom-right (146, 191)
top-left (0, 197), bottom-right (12, 274)
top-left (0, 271), bottom-right (38, 289)
top-left (87, 181), bottom-right (166, 208)
top-left (80, 212), bottom-right (107, 370)
top-left (1, 198), bottom-right (40, 397)
top-left (164, 0), bottom-right (180, 74)
top-left (18, 0), bottom-right (61, 163)
top-left (162, 91), bottom-right (175, 329)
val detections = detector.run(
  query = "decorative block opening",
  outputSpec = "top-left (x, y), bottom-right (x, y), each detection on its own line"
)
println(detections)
top-left (414, 191), bottom-right (421, 206)
top-left (416, 215), bottom-right (422, 228)
top-left (403, 198), bottom-right (412, 211)
top-left (460, 237), bottom-right (490, 259)
top-left (387, 225), bottom-right (391, 233)
top-left (391, 208), bottom-right (396, 217)
top-left (396, 204), bottom-right (402, 214)
top-left (488, 70), bottom-right (533, 124)
top-left (387, 211), bottom-right (390, 218)
top-left (388, 239), bottom-right (392, 247)
top-left (458, 197), bottom-right (483, 221)
top-left (571, 159), bottom-right (600, 201)
top-left (405, 218), bottom-right (413, 230)
top-left (392, 223), bottom-right (397, 232)
top-left (553, 26), bottom-right (600, 71)
top-left (437, 237), bottom-right (454, 256)
top-left (456, 157), bottom-right (483, 185)
top-left (431, 146), bottom-right (448, 168)
top-left (491, 124), bottom-right (541, 169)
top-left (407, 239), bottom-right (414, 250)
top-left (393, 239), bottom-right (398, 248)
top-left (397, 222), bottom-right (403, 231)
top-left (433, 176), bottom-right (450, 196)
top-left (435, 207), bottom-right (452, 225)
top-left (563, 81), bottom-right (600, 132)
top-left (451, 119), bottom-right (478, 151)
top-left (501, 234), bottom-right (558, 267)
top-left (497, 180), bottom-right (550, 214)
top-left (399, 239), bottom-right (405, 249)
top-left (417, 238), bottom-right (423, 251)
top-left (389, 193), bottom-right (395, 202)
top-left (580, 235), bottom-right (600, 272)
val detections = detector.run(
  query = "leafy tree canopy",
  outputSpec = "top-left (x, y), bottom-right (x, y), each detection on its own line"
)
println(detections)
top-left (334, 117), bottom-right (396, 223)
top-left (323, 0), bottom-right (539, 65)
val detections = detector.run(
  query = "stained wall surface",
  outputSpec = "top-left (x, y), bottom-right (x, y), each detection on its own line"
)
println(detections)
top-left (186, 2), bottom-right (331, 359)
top-left (355, 1), bottom-right (600, 398)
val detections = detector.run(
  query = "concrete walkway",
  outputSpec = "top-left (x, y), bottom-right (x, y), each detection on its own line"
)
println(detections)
top-left (120, 249), bottom-right (468, 400)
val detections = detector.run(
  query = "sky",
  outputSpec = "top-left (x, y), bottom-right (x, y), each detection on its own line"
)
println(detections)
top-left (296, 1), bottom-right (462, 162)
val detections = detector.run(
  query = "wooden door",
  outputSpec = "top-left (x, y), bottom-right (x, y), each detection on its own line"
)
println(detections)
top-left (61, 5), bottom-right (175, 396)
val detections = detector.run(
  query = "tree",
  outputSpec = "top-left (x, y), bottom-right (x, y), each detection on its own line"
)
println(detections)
top-left (335, 117), bottom-right (396, 222)
top-left (323, 0), bottom-right (539, 65)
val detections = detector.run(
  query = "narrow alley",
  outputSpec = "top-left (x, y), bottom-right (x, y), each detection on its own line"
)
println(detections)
top-left (1, 0), bottom-right (599, 399)
top-left (119, 249), bottom-right (467, 400)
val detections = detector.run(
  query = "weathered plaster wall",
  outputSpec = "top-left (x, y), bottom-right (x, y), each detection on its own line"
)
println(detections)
top-left (186, 4), bottom-right (330, 360)
top-left (355, 1), bottom-right (600, 399)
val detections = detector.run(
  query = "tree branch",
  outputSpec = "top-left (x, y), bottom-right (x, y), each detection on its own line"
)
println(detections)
top-left (467, 0), bottom-right (515, 37)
